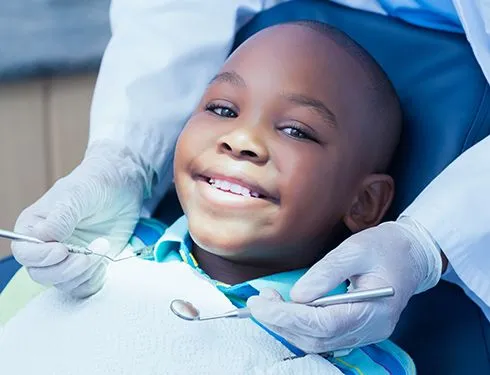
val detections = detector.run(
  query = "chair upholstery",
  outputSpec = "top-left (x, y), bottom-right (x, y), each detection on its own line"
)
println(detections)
top-left (0, 256), bottom-right (21, 293)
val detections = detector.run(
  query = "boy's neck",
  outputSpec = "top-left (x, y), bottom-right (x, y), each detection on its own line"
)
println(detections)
top-left (191, 244), bottom-right (293, 285)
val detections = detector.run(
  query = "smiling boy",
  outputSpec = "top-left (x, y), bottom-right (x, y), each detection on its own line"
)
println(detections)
top-left (0, 21), bottom-right (412, 374)
top-left (173, 20), bottom-right (401, 285)
top-left (149, 20), bottom-right (408, 372)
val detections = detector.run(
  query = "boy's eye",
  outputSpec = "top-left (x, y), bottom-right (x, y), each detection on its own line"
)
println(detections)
top-left (205, 103), bottom-right (238, 118)
top-left (282, 126), bottom-right (313, 141)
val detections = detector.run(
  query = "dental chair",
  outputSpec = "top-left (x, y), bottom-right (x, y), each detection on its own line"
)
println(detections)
top-left (231, 1), bottom-right (490, 374)
top-left (0, 256), bottom-right (21, 293)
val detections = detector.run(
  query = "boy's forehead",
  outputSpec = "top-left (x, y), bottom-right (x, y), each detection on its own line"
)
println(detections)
top-left (217, 25), bottom-right (369, 124)
top-left (212, 24), bottom-right (383, 152)
top-left (222, 24), bottom-right (366, 89)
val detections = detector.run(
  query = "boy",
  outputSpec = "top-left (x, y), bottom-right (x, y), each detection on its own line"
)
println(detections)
top-left (0, 21), bottom-right (411, 374)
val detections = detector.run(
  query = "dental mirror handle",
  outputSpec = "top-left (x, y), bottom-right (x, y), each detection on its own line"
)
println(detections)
top-left (198, 307), bottom-right (252, 321)
top-left (306, 286), bottom-right (394, 307)
top-left (200, 286), bottom-right (395, 321)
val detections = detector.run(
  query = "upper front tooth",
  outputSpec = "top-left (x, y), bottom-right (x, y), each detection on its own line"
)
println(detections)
top-left (221, 181), bottom-right (231, 190)
top-left (240, 186), bottom-right (251, 196)
top-left (230, 184), bottom-right (242, 194)
top-left (213, 179), bottom-right (224, 189)
top-left (211, 179), bottom-right (254, 196)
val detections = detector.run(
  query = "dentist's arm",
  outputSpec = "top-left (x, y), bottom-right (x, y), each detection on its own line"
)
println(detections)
top-left (12, 0), bottom-right (274, 298)
top-left (401, 135), bottom-right (490, 317)
top-left (404, 0), bottom-right (490, 320)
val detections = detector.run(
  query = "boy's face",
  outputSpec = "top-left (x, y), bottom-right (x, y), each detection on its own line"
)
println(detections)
top-left (174, 26), bottom-right (383, 269)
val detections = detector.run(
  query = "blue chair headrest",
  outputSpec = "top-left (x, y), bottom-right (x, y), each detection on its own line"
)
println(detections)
top-left (233, 0), bottom-right (490, 219)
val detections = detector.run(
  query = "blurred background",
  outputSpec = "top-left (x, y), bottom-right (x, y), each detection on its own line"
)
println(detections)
top-left (0, 0), bottom-right (111, 260)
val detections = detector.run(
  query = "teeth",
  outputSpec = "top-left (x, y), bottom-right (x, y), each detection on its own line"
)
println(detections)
top-left (222, 181), bottom-right (231, 190)
top-left (208, 178), bottom-right (258, 197)
top-left (230, 184), bottom-right (241, 194)
top-left (240, 186), bottom-right (251, 196)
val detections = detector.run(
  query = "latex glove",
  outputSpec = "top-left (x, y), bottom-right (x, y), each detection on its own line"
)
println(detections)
top-left (11, 141), bottom-right (150, 298)
top-left (247, 217), bottom-right (443, 353)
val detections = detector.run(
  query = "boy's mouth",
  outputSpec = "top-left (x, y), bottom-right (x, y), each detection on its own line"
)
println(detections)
top-left (207, 178), bottom-right (264, 198)
top-left (195, 172), bottom-right (277, 202)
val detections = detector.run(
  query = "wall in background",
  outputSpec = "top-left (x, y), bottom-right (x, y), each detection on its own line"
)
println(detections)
top-left (0, 75), bottom-right (96, 259)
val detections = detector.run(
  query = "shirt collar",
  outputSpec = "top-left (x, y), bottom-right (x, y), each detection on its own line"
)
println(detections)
top-left (151, 215), bottom-right (346, 358)
top-left (153, 215), bottom-right (347, 301)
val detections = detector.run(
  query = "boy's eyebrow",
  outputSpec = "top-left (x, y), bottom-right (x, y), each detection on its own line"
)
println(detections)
top-left (283, 93), bottom-right (337, 127)
top-left (209, 71), bottom-right (247, 88)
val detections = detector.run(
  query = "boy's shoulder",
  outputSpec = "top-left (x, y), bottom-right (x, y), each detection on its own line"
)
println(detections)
top-left (333, 340), bottom-right (415, 374)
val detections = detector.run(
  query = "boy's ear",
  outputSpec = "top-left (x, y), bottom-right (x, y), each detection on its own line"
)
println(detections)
top-left (343, 174), bottom-right (395, 233)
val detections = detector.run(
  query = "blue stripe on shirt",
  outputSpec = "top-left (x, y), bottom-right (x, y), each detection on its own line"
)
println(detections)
top-left (362, 344), bottom-right (407, 375)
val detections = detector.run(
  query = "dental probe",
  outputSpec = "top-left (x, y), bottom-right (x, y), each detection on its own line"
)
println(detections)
top-left (0, 228), bottom-right (152, 262)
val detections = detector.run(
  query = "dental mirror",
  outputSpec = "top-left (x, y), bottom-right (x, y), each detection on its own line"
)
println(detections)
top-left (170, 299), bottom-right (201, 321)
top-left (170, 299), bottom-right (251, 321)
top-left (170, 286), bottom-right (394, 322)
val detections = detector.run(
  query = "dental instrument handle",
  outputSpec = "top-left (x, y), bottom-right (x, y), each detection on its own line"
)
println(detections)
top-left (204, 286), bottom-right (394, 321)
top-left (0, 228), bottom-right (96, 256)
top-left (65, 246), bottom-right (94, 256)
top-left (306, 286), bottom-right (395, 307)
top-left (0, 229), bottom-right (45, 244)
top-left (198, 307), bottom-right (251, 321)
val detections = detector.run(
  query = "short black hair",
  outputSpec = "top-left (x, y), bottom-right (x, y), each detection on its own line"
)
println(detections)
top-left (287, 20), bottom-right (402, 173)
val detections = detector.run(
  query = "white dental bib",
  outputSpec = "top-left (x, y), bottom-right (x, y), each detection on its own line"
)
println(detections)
top-left (0, 258), bottom-right (340, 374)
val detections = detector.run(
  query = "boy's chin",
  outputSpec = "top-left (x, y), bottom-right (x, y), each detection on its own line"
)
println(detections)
top-left (191, 234), bottom-right (251, 258)
top-left (186, 214), bottom-right (278, 259)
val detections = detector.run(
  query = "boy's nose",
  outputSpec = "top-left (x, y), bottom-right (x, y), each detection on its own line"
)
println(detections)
top-left (217, 129), bottom-right (269, 163)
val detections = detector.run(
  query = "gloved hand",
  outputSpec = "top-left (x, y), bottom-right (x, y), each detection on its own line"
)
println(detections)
top-left (247, 217), bottom-right (443, 353)
top-left (11, 141), bottom-right (150, 298)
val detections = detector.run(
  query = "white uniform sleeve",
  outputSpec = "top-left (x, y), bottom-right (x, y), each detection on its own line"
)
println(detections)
top-left (401, 1), bottom-right (490, 319)
top-left (452, 0), bottom-right (490, 84)
top-left (89, 0), bottom-right (284, 212)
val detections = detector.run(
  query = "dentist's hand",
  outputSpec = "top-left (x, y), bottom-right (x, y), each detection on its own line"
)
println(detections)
top-left (247, 217), bottom-right (443, 353)
top-left (11, 141), bottom-right (149, 298)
